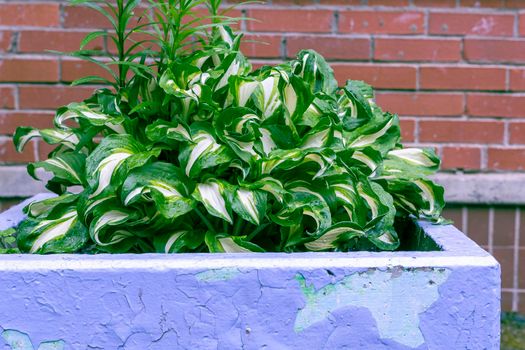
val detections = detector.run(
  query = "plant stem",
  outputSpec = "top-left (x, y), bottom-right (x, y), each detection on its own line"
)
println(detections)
top-left (233, 218), bottom-right (244, 235)
top-left (195, 207), bottom-right (216, 233)
top-left (246, 223), bottom-right (269, 241)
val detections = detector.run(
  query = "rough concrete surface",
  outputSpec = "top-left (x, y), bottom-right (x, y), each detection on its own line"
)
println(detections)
top-left (0, 196), bottom-right (501, 349)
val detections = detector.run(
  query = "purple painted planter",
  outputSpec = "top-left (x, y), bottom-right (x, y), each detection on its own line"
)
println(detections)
top-left (0, 195), bottom-right (500, 349)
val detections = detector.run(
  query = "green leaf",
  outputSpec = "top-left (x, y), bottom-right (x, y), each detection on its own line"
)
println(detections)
top-left (17, 206), bottom-right (88, 254)
top-left (205, 232), bottom-right (264, 252)
top-left (122, 162), bottom-right (195, 220)
top-left (192, 180), bottom-right (233, 223)
top-left (14, 127), bottom-right (79, 152)
top-left (28, 152), bottom-right (86, 187)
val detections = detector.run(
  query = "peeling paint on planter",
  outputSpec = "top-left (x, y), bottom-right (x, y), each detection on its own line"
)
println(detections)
top-left (0, 195), bottom-right (501, 349)
top-left (1, 329), bottom-right (64, 350)
top-left (295, 268), bottom-right (451, 347)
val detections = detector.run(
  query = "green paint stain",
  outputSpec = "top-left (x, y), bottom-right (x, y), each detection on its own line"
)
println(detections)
top-left (195, 267), bottom-right (241, 282)
top-left (1, 330), bottom-right (64, 350)
top-left (295, 268), bottom-right (451, 348)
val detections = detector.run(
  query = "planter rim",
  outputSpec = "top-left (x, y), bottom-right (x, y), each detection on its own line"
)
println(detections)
top-left (0, 194), bottom-right (498, 271)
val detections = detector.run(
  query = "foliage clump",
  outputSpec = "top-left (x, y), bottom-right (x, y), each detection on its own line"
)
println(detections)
top-left (13, 0), bottom-right (444, 253)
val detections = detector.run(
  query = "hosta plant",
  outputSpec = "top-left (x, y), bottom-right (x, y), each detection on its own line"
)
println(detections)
top-left (12, 0), bottom-right (444, 254)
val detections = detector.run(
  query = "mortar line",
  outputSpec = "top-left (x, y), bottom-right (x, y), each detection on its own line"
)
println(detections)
top-left (461, 206), bottom-right (468, 235)
top-left (512, 207), bottom-right (520, 311)
top-left (488, 207), bottom-right (494, 254)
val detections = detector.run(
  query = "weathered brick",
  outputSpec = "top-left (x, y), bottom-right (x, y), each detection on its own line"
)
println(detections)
top-left (241, 35), bottom-right (282, 58)
top-left (368, 0), bottom-right (410, 5)
top-left (509, 122), bottom-right (525, 144)
top-left (460, 0), bottom-right (505, 7)
top-left (0, 31), bottom-right (12, 53)
top-left (19, 86), bottom-right (95, 110)
top-left (419, 120), bottom-right (504, 143)
top-left (467, 93), bottom-right (525, 117)
top-left (413, 0), bottom-right (456, 6)
top-left (286, 36), bottom-right (370, 60)
top-left (375, 38), bottom-right (461, 62)
top-left (0, 138), bottom-right (36, 164)
top-left (375, 92), bottom-right (464, 116)
top-left (429, 12), bottom-right (514, 36)
top-left (419, 66), bottom-right (506, 91)
top-left (338, 11), bottom-right (424, 34)
top-left (246, 9), bottom-right (333, 33)
top-left (61, 59), bottom-right (114, 83)
top-left (332, 64), bottom-right (416, 89)
top-left (18, 31), bottom-right (104, 53)
top-left (0, 59), bottom-right (59, 83)
top-left (0, 112), bottom-right (54, 135)
top-left (441, 146), bottom-right (482, 170)
top-left (0, 3), bottom-right (60, 27)
top-left (465, 39), bottom-right (525, 64)
top-left (0, 87), bottom-right (15, 110)
top-left (488, 148), bottom-right (525, 170)
top-left (508, 68), bottom-right (525, 91)
top-left (399, 118), bottom-right (415, 142)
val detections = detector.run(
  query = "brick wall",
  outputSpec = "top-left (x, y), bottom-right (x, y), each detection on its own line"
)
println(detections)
top-left (1, 0), bottom-right (525, 312)
top-left (2, 1), bottom-right (525, 170)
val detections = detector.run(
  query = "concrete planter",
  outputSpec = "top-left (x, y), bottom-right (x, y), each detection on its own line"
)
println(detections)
top-left (0, 195), bottom-right (500, 349)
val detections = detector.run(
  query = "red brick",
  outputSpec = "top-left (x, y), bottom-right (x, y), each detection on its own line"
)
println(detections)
top-left (519, 12), bottom-right (525, 36)
top-left (338, 11), bottom-right (424, 34)
top-left (0, 59), bottom-right (58, 83)
top-left (38, 141), bottom-right (58, 161)
top-left (413, 0), bottom-right (456, 6)
top-left (19, 31), bottom-right (104, 53)
top-left (419, 120), bottom-right (504, 143)
top-left (0, 112), bottom-right (54, 136)
top-left (246, 9), bottom-right (333, 33)
top-left (63, 5), bottom-right (113, 29)
top-left (467, 93), bottom-right (525, 117)
top-left (399, 118), bottom-right (415, 142)
top-left (286, 36), bottom-right (370, 60)
top-left (374, 38), bottom-right (461, 62)
top-left (465, 39), bottom-right (525, 64)
top-left (332, 64), bottom-right (416, 89)
top-left (442, 146), bottom-right (482, 170)
top-left (240, 35), bottom-right (282, 58)
top-left (429, 12), bottom-right (514, 36)
top-left (506, 0), bottom-right (525, 9)
top-left (488, 148), bottom-right (525, 170)
top-left (61, 59), bottom-right (115, 83)
top-left (460, 0), bottom-right (505, 7)
top-left (420, 66), bottom-right (506, 91)
top-left (0, 138), bottom-right (36, 164)
top-left (508, 69), bottom-right (525, 91)
top-left (317, 0), bottom-right (361, 4)
top-left (19, 86), bottom-right (95, 110)
top-left (509, 122), bottom-right (525, 144)
top-left (0, 3), bottom-right (59, 27)
top-left (375, 92), bottom-right (464, 116)
top-left (368, 0), bottom-right (410, 5)
top-left (0, 87), bottom-right (15, 109)
top-left (0, 31), bottom-right (12, 53)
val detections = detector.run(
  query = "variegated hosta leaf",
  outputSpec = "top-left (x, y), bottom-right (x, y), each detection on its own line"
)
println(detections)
top-left (192, 180), bottom-right (233, 223)
top-left (344, 112), bottom-right (400, 155)
top-left (280, 75), bottom-right (313, 123)
top-left (145, 119), bottom-right (192, 144)
top-left (14, 127), bottom-right (80, 152)
top-left (213, 52), bottom-right (251, 92)
top-left (294, 50), bottom-right (338, 95)
top-left (379, 147), bottom-right (440, 179)
top-left (28, 152), bottom-right (86, 187)
top-left (55, 102), bottom-right (125, 133)
top-left (230, 188), bottom-right (267, 226)
top-left (214, 107), bottom-right (262, 163)
top-left (205, 232), bottom-right (264, 253)
top-left (154, 230), bottom-right (204, 253)
top-left (261, 148), bottom-right (335, 179)
top-left (86, 134), bottom-right (160, 197)
top-left (229, 76), bottom-right (260, 107)
top-left (239, 176), bottom-right (288, 204)
top-left (252, 72), bottom-right (282, 119)
top-left (385, 178), bottom-right (445, 220)
top-left (305, 222), bottom-right (364, 251)
top-left (121, 162), bottom-right (195, 220)
top-left (23, 194), bottom-right (77, 218)
top-left (17, 205), bottom-right (88, 253)
top-left (179, 124), bottom-right (234, 177)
